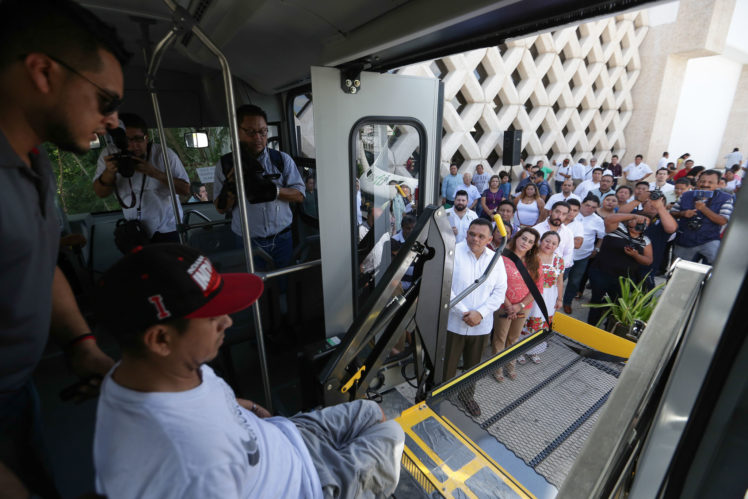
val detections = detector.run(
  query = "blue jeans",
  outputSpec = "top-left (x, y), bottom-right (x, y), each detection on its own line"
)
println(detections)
top-left (563, 256), bottom-right (590, 306)
top-left (674, 240), bottom-right (720, 265)
top-left (233, 228), bottom-right (293, 270)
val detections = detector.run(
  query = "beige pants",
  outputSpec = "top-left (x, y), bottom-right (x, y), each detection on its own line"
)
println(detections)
top-left (492, 312), bottom-right (529, 374)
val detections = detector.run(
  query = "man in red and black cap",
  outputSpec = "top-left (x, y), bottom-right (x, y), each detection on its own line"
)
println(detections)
top-left (93, 244), bottom-right (404, 498)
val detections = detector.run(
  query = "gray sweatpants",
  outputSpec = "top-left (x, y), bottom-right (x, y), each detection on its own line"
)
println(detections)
top-left (292, 399), bottom-right (405, 499)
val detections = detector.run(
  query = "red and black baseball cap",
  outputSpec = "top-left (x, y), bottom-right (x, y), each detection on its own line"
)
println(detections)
top-left (96, 244), bottom-right (263, 333)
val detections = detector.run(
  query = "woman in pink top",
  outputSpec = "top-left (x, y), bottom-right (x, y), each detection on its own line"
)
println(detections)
top-left (492, 227), bottom-right (543, 382)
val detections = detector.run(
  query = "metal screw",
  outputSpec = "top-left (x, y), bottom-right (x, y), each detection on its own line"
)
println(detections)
top-left (448, 250), bottom-right (453, 255)
top-left (345, 79), bottom-right (352, 87)
top-left (350, 87), bottom-right (357, 94)
top-left (327, 384), bottom-right (332, 390)
top-left (444, 304), bottom-right (448, 309)
top-left (354, 79), bottom-right (361, 87)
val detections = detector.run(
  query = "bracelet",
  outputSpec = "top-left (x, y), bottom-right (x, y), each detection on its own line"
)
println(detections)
top-left (64, 333), bottom-right (95, 350)
top-left (250, 403), bottom-right (257, 412)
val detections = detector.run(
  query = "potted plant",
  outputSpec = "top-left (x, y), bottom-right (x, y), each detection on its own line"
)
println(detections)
top-left (585, 276), bottom-right (665, 341)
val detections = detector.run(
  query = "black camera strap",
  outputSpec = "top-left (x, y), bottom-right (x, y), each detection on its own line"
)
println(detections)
top-left (113, 143), bottom-right (152, 213)
top-left (502, 249), bottom-right (550, 328)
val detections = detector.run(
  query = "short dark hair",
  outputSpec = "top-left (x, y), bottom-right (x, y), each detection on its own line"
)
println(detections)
top-left (663, 151), bottom-right (669, 156)
top-left (612, 154), bottom-right (619, 159)
top-left (601, 174), bottom-right (614, 180)
top-left (401, 214), bottom-right (417, 227)
top-left (700, 169), bottom-right (722, 181)
top-left (635, 154), bottom-right (643, 160)
top-left (111, 317), bottom-right (191, 357)
top-left (675, 177), bottom-right (692, 186)
top-left (583, 194), bottom-right (601, 206)
top-left (469, 218), bottom-right (492, 232)
top-left (567, 198), bottom-right (581, 208)
top-left (616, 185), bottom-right (632, 195)
top-left (635, 181), bottom-right (650, 188)
top-left (190, 181), bottom-right (205, 197)
top-left (551, 200), bottom-right (570, 212)
top-left (499, 171), bottom-right (509, 178)
top-left (730, 164), bottom-right (742, 172)
top-left (0, 0), bottom-right (130, 70)
top-left (540, 230), bottom-right (560, 244)
top-left (236, 104), bottom-right (268, 124)
top-left (450, 162), bottom-right (458, 168)
top-left (592, 167), bottom-right (603, 173)
top-left (656, 168), bottom-right (668, 174)
top-left (118, 113), bottom-right (148, 136)
top-left (534, 170), bottom-right (545, 179)
top-left (498, 200), bottom-right (516, 212)
top-left (454, 189), bottom-right (468, 199)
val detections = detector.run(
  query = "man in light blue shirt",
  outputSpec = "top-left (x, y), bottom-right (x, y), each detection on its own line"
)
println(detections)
top-left (440, 163), bottom-right (461, 207)
top-left (213, 105), bottom-right (305, 269)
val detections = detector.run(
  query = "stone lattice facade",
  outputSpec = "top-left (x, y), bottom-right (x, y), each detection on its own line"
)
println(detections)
top-left (398, 11), bottom-right (649, 177)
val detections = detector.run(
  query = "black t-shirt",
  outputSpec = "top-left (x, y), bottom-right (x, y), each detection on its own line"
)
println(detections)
top-left (591, 223), bottom-right (651, 279)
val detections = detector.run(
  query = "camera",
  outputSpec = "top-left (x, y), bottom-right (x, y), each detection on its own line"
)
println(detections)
top-left (649, 190), bottom-right (664, 201)
top-left (687, 217), bottom-right (703, 231)
top-left (106, 127), bottom-right (139, 178)
top-left (634, 222), bottom-right (647, 232)
top-left (692, 190), bottom-right (714, 201)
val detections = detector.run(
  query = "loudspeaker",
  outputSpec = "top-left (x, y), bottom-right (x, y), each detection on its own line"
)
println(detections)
top-left (502, 130), bottom-right (522, 166)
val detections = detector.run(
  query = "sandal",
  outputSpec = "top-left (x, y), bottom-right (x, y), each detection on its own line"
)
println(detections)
top-left (506, 371), bottom-right (517, 381)
top-left (530, 354), bottom-right (541, 364)
top-left (493, 370), bottom-right (504, 383)
top-left (517, 355), bottom-right (527, 365)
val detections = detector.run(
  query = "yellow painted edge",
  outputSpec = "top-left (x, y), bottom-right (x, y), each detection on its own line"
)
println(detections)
top-left (396, 404), bottom-right (533, 499)
top-left (553, 313), bottom-right (635, 358)
top-left (432, 330), bottom-right (544, 397)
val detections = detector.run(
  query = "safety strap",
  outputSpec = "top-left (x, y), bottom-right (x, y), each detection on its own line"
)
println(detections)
top-left (502, 249), bottom-right (550, 328)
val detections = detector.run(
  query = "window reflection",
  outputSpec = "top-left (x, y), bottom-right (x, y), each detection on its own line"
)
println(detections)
top-left (354, 123), bottom-right (422, 310)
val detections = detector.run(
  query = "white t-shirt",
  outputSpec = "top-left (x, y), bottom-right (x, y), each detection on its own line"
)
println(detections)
top-left (571, 163), bottom-right (586, 181)
top-left (657, 157), bottom-right (669, 170)
top-left (623, 162), bottom-right (653, 181)
top-left (95, 144), bottom-right (189, 237)
top-left (94, 365), bottom-right (322, 499)
top-left (546, 192), bottom-right (581, 210)
top-left (567, 219), bottom-right (584, 241)
top-left (574, 179), bottom-right (599, 199)
top-left (573, 212), bottom-right (606, 260)
top-left (532, 220), bottom-right (574, 269)
top-left (555, 164), bottom-right (572, 182)
top-left (445, 207), bottom-right (478, 243)
top-left (448, 242), bottom-right (507, 336)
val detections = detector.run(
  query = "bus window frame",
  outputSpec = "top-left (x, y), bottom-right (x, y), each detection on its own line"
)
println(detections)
top-left (348, 116), bottom-right (427, 317)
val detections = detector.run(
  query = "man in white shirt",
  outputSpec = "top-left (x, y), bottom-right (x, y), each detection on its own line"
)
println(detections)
top-left (571, 158), bottom-right (587, 188)
top-left (544, 179), bottom-right (580, 219)
top-left (533, 201), bottom-right (573, 269)
top-left (562, 196), bottom-right (605, 313)
top-left (657, 152), bottom-right (669, 170)
top-left (574, 167), bottom-right (603, 199)
top-left (649, 167), bottom-right (675, 204)
top-left (94, 113), bottom-right (190, 245)
top-left (446, 191), bottom-right (478, 243)
top-left (622, 154), bottom-right (653, 186)
top-left (724, 147), bottom-right (742, 170)
top-left (583, 157), bottom-right (599, 180)
top-left (93, 244), bottom-right (405, 499)
top-left (564, 199), bottom-right (584, 253)
top-left (445, 219), bottom-right (507, 416)
top-left (452, 173), bottom-right (481, 210)
top-left (554, 158), bottom-right (572, 192)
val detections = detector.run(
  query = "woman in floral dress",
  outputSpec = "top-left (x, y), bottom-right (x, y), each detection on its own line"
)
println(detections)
top-left (518, 231), bottom-right (564, 364)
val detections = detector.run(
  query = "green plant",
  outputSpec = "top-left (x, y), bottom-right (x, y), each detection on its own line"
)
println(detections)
top-left (585, 275), bottom-right (665, 329)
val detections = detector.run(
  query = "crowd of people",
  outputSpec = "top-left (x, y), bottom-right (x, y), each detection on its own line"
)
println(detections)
top-left (439, 148), bottom-right (740, 416)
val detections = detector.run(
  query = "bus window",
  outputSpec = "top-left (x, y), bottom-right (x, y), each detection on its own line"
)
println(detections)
top-left (292, 92), bottom-right (314, 158)
top-left (353, 121), bottom-right (424, 313)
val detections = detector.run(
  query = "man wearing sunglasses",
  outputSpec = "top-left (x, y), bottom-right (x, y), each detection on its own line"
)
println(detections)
top-left (93, 113), bottom-right (190, 243)
top-left (0, 0), bottom-right (130, 496)
top-left (213, 104), bottom-right (305, 269)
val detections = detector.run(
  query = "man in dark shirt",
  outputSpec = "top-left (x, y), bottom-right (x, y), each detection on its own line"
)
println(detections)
top-left (0, 1), bottom-right (129, 495)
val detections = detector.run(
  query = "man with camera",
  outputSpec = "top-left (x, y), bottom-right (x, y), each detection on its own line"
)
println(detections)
top-left (93, 113), bottom-right (190, 244)
top-left (213, 105), bottom-right (305, 270)
top-left (670, 169), bottom-right (733, 265)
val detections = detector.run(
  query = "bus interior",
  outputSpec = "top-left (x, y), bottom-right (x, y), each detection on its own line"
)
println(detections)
top-left (41, 0), bottom-right (748, 497)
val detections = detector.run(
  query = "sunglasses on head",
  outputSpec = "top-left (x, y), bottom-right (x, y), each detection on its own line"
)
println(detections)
top-left (46, 55), bottom-right (123, 115)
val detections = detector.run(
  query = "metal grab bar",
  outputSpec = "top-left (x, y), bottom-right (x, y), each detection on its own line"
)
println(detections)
top-left (182, 209), bottom-right (212, 224)
top-left (150, 1), bottom-right (273, 411)
top-left (254, 259), bottom-right (321, 281)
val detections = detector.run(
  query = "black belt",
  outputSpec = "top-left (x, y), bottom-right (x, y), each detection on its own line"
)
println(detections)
top-left (253, 225), bottom-right (291, 241)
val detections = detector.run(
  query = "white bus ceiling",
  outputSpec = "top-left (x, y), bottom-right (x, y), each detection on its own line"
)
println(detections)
top-left (81, 0), bottom-right (657, 127)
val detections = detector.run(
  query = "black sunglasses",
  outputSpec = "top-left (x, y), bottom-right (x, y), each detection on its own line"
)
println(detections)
top-left (47, 55), bottom-right (123, 116)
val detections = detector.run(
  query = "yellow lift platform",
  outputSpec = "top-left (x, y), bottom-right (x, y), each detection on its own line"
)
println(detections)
top-left (397, 314), bottom-right (634, 498)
